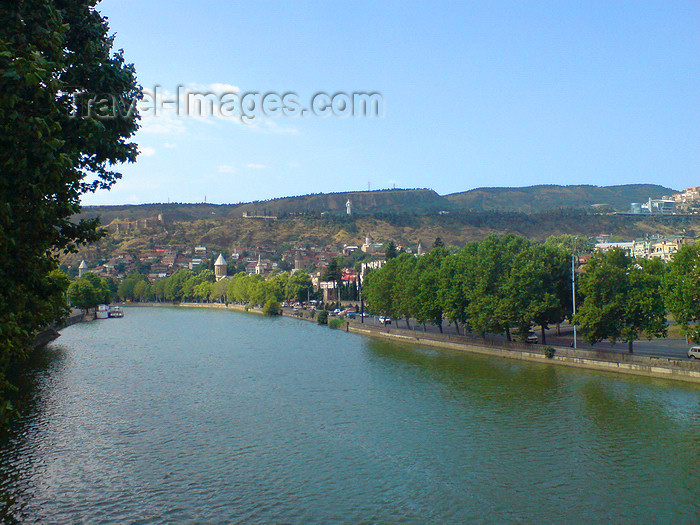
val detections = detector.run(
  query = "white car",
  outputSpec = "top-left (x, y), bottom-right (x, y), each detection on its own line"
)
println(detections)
top-left (379, 316), bottom-right (392, 325)
top-left (688, 346), bottom-right (700, 359)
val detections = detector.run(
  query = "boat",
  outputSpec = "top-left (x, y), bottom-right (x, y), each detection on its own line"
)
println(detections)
top-left (109, 306), bottom-right (124, 318)
top-left (96, 304), bottom-right (110, 319)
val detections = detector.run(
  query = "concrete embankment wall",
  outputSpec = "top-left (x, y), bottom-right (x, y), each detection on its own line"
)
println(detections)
top-left (347, 324), bottom-right (700, 384)
top-left (168, 302), bottom-right (700, 384)
top-left (32, 311), bottom-right (85, 349)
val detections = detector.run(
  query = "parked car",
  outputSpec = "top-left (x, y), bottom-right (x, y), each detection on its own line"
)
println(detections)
top-left (526, 331), bottom-right (538, 344)
top-left (688, 346), bottom-right (700, 359)
top-left (379, 316), bottom-right (392, 325)
top-left (346, 312), bottom-right (356, 319)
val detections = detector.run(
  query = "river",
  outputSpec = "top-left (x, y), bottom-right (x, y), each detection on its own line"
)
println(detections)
top-left (1, 306), bottom-right (698, 523)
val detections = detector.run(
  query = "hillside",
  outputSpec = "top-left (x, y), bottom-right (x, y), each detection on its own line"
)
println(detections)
top-left (76, 189), bottom-right (449, 225)
top-left (77, 185), bottom-right (679, 227)
top-left (61, 209), bottom-right (699, 271)
top-left (445, 184), bottom-right (676, 212)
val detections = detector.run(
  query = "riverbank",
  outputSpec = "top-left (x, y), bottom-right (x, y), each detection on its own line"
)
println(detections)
top-left (346, 323), bottom-right (700, 384)
top-left (160, 302), bottom-right (700, 384)
top-left (32, 311), bottom-right (86, 349)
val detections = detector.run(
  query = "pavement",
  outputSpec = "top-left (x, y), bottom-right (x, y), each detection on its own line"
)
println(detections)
top-left (282, 306), bottom-right (693, 361)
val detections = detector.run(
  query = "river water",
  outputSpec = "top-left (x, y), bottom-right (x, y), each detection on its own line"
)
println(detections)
top-left (1, 306), bottom-right (698, 523)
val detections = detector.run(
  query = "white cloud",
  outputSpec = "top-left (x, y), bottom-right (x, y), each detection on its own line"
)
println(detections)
top-left (217, 165), bottom-right (237, 174)
top-left (163, 142), bottom-right (177, 148)
top-left (209, 83), bottom-right (240, 94)
top-left (246, 163), bottom-right (266, 169)
top-left (140, 113), bottom-right (187, 135)
top-left (139, 146), bottom-right (156, 157)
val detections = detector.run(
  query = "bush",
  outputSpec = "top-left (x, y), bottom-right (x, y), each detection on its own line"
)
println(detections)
top-left (317, 310), bottom-right (329, 325)
top-left (328, 318), bottom-right (343, 330)
top-left (543, 346), bottom-right (556, 359)
top-left (263, 299), bottom-right (280, 316)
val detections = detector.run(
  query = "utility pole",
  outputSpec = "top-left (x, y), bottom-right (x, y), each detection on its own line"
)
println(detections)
top-left (572, 253), bottom-right (577, 349)
top-left (359, 270), bottom-right (364, 324)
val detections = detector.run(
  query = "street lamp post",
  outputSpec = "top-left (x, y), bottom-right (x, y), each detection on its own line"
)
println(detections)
top-left (359, 275), bottom-right (364, 324)
top-left (571, 253), bottom-right (577, 349)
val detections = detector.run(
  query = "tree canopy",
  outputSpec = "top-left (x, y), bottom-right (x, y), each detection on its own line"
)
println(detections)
top-left (0, 0), bottom-right (140, 422)
top-left (664, 244), bottom-right (700, 343)
top-left (575, 249), bottom-right (666, 352)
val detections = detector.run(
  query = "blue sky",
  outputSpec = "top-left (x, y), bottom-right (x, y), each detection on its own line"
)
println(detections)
top-left (85, 0), bottom-right (699, 205)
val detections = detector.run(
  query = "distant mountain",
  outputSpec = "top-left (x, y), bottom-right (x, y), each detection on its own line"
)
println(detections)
top-left (77, 184), bottom-right (681, 225)
top-left (234, 188), bottom-right (447, 216)
top-left (77, 189), bottom-right (450, 223)
top-left (445, 184), bottom-right (677, 213)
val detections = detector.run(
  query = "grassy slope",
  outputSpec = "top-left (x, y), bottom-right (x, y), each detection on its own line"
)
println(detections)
top-left (61, 210), bottom-right (699, 268)
top-left (445, 184), bottom-right (677, 212)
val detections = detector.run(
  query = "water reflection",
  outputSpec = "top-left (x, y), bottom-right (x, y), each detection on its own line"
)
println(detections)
top-left (0, 344), bottom-right (67, 522)
top-left (0, 308), bottom-right (698, 523)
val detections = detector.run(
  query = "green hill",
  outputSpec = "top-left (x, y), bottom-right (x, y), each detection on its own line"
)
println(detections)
top-left (76, 189), bottom-right (449, 224)
top-left (78, 184), bottom-right (679, 226)
top-left (445, 184), bottom-right (676, 212)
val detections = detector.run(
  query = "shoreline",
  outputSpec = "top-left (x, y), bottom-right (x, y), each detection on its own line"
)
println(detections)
top-left (132, 302), bottom-right (700, 384)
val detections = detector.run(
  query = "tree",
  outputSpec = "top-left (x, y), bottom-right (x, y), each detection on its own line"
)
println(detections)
top-left (363, 264), bottom-right (396, 318)
top-left (286, 271), bottom-right (312, 302)
top-left (67, 278), bottom-right (101, 313)
top-left (385, 241), bottom-right (398, 260)
top-left (502, 245), bottom-right (569, 344)
top-left (391, 253), bottom-right (417, 328)
top-left (438, 244), bottom-right (475, 335)
top-left (0, 0), bottom-right (139, 419)
top-left (213, 279), bottom-right (229, 303)
top-left (164, 269), bottom-right (192, 302)
top-left (263, 299), bottom-right (280, 316)
top-left (665, 244), bottom-right (700, 342)
top-left (322, 258), bottom-right (343, 302)
top-left (466, 235), bottom-right (530, 339)
top-left (543, 234), bottom-right (594, 255)
top-left (414, 247), bottom-right (447, 332)
top-left (575, 249), bottom-right (667, 352)
top-left (433, 237), bottom-right (445, 248)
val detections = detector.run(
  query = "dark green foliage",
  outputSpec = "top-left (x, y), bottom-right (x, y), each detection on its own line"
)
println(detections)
top-left (575, 249), bottom-right (667, 352)
top-left (385, 241), bottom-right (398, 260)
top-left (317, 310), bottom-right (329, 325)
top-left (543, 346), bottom-right (556, 359)
top-left (665, 244), bottom-right (700, 342)
top-left (67, 273), bottom-right (113, 311)
top-left (363, 234), bottom-right (671, 351)
top-left (328, 318), bottom-right (343, 329)
top-left (0, 0), bottom-right (139, 422)
top-left (263, 299), bottom-right (280, 316)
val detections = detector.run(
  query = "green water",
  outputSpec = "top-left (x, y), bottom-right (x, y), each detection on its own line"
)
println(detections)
top-left (1, 306), bottom-right (698, 523)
